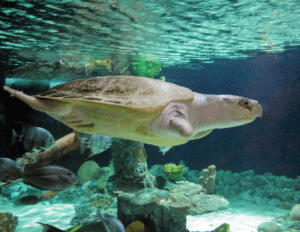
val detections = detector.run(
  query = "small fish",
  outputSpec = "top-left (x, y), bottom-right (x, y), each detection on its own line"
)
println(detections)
top-left (18, 195), bottom-right (39, 205)
top-left (0, 158), bottom-right (24, 187)
top-left (211, 223), bottom-right (230, 232)
top-left (96, 211), bottom-right (126, 232)
top-left (78, 132), bottom-right (113, 158)
top-left (37, 222), bottom-right (64, 232)
top-left (159, 76), bottom-right (166, 81)
top-left (23, 165), bottom-right (78, 191)
top-left (159, 146), bottom-right (173, 155)
top-left (89, 57), bottom-right (112, 70)
top-left (12, 123), bottom-right (55, 152)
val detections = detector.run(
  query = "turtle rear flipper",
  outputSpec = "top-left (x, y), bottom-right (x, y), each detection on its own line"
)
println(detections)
top-left (4, 86), bottom-right (66, 114)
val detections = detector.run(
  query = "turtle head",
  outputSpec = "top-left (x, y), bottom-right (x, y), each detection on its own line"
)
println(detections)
top-left (209, 95), bottom-right (263, 129)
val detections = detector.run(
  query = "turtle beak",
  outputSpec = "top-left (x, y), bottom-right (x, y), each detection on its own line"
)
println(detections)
top-left (257, 103), bottom-right (263, 117)
top-left (243, 102), bottom-right (263, 120)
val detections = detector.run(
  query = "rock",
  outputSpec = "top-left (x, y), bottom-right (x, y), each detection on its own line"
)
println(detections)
top-left (117, 188), bottom-right (188, 232)
top-left (77, 161), bottom-right (102, 184)
top-left (254, 175), bottom-right (269, 186)
top-left (189, 193), bottom-right (229, 215)
top-left (185, 170), bottom-right (201, 184)
top-left (226, 173), bottom-right (241, 186)
top-left (257, 222), bottom-right (282, 232)
top-left (148, 165), bottom-right (166, 178)
top-left (290, 204), bottom-right (300, 221)
top-left (241, 170), bottom-right (256, 178)
top-left (169, 181), bottom-right (203, 196)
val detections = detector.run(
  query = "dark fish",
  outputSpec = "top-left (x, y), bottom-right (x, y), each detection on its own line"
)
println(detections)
top-left (18, 195), bottom-right (39, 205)
top-left (0, 158), bottom-right (77, 191)
top-left (36, 222), bottom-right (64, 232)
top-left (78, 132), bottom-right (112, 158)
top-left (96, 211), bottom-right (126, 232)
top-left (0, 158), bottom-right (24, 187)
top-left (23, 165), bottom-right (78, 191)
top-left (12, 123), bottom-right (55, 152)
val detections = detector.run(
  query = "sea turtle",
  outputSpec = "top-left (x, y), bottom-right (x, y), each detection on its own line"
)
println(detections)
top-left (4, 76), bottom-right (263, 146)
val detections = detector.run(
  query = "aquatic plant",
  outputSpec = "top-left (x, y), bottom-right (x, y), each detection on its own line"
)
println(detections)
top-left (0, 212), bottom-right (18, 232)
top-left (162, 164), bottom-right (185, 181)
top-left (129, 56), bottom-right (161, 78)
top-left (77, 160), bottom-right (102, 184)
top-left (88, 194), bottom-right (115, 210)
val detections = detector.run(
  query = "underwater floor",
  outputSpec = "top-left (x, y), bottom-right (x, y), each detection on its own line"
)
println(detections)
top-left (187, 199), bottom-right (288, 232)
top-left (0, 199), bottom-right (288, 232)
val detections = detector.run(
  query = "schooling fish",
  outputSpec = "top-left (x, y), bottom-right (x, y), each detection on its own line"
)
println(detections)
top-left (23, 165), bottom-right (78, 191)
top-left (0, 158), bottom-right (24, 187)
top-left (159, 146), bottom-right (173, 155)
top-left (12, 123), bottom-right (55, 152)
top-left (96, 211), bottom-right (126, 232)
top-left (78, 132), bottom-right (113, 158)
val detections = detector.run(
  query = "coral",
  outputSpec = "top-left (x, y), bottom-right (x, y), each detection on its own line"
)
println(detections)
top-left (162, 164), bottom-right (185, 181)
top-left (38, 191), bottom-right (57, 201)
top-left (77, 160), bottom-right (102, 184)
top-left (290, 204), bottom-right (300, 221)
top-left (129, 57), bottom-right (161, 78)
top-left (199, 165), bottom-right (216, 194)
top-left (88, 194), bottom-right (115, 210)
top-left (0, 212), bottom-right (18, 232)
top-left (126, 220), bottom-right (145, 232)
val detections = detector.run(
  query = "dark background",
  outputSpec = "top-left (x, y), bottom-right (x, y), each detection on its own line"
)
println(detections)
top-left (1, 49), bottom-right (300, 178)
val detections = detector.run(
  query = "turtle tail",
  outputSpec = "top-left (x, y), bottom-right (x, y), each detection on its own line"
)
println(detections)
top-left (3, 86), bottom-right (52, 113)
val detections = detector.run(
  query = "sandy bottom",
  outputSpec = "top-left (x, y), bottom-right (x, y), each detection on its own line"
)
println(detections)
top-left (187, 200), bottom-right (288, 232)
top-left (0, 200), bottom-right (288, 232)
top-left (0, 203), bottom-right (75, 232)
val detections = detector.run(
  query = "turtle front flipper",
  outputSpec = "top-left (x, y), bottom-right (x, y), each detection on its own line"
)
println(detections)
top-left (170, 117), bottom-right (194, 137)
top-left (4, 86), bottom-right (55, 113)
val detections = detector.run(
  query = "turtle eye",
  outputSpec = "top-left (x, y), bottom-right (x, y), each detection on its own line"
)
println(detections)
top-left (239, 98), bottom-right (253, 110)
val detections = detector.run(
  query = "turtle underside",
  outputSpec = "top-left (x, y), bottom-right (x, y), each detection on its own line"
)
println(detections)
top-left (36, 76), bottom-right (195, 146)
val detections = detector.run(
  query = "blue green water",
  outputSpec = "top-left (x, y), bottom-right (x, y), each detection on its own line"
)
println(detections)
top-left (1, 1), bottom-right (300, 232)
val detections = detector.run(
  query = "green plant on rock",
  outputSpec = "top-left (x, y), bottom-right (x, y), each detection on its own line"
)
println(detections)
top-left (129, 56), bottom-right (161, 78)
top-left (88, 194), bottom-right (115, 210)
top-left (162, 164), bottom-right (185, 181)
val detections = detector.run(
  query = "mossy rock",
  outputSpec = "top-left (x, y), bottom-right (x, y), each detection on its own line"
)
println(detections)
top-left (291, 204), bottom-right (300, 221)
top-left (77, 161), bottom-right (102, 184)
